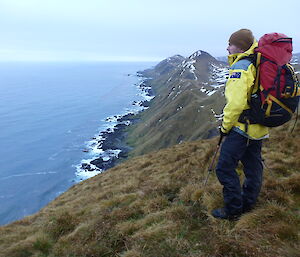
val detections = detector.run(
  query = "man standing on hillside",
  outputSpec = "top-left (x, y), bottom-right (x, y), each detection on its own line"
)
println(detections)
top-left (212, 29), bottom-right (269, 220)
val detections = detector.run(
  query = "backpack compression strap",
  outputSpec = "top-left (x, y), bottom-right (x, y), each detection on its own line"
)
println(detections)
top-left (252, 52), bottom-right (262, 95)
top-left (264, 94), bottom-right (294, 115)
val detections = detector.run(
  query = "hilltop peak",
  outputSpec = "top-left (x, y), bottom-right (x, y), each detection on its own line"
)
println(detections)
top-left (167, 55), bottom-right (185, 61)
top-left (177, 50), bottom-right (226, 82)
top-left (140, 55), bottom-right (185, 78)
top-left (188, 50), bottom-right (212, 59)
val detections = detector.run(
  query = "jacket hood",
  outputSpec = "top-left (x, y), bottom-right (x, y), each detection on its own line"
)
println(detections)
top-left (228, 40), bottom-right (258, 66)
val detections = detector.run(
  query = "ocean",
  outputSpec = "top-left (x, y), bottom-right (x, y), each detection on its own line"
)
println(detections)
top-left (0, 61), bottom-right (154, 225)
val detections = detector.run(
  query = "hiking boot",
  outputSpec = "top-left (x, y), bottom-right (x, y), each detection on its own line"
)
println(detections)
top-left (242, 205), bottom-right (254, 214)
top-left (211, 208), bottom-right (240, 220)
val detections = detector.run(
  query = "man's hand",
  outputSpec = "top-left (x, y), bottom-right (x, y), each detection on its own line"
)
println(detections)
top-left (219, 127), bottom-right (228, 137)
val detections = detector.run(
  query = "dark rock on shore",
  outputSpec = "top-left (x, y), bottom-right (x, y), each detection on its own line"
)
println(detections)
top-left (90, 157), bottom-right (115, 171)
top-left (140, 101), bottom-right (150, 107)
top-left (101, 124), bottom-right (127, 151)
top-left (81, 163), bottom-right (95, 171)
top-left (88, 113), bottom-right (140, 171)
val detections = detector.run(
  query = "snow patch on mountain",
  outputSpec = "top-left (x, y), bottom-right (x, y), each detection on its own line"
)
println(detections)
top-left (172, 90), bottom-right (182, 100)
top-left (291, 55), bottom-right (299, 65)
top-left (207, 90), bottom-right (217, 96)
top-left (211, 108), bottom-right (224, 121)
top-left (200, 86), bottom-right (217, 96)
top-left (210, 63), bottom-right (229, 86)
top-left (189, 50), bottom-right (202, 59)
top-left (180, 59), bottom-right (198, 80)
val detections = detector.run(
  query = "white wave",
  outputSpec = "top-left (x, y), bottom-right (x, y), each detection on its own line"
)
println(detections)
top-left (75, 167), bottom-right (102, 181)
top-left (48, 152), bottom-right (59, 160)
top-left (0, 171), bottom-right (57, 181)
top-left (74, 158), bottom-right (102, 180)
top-left (0, 194), bottom-right (15, 199)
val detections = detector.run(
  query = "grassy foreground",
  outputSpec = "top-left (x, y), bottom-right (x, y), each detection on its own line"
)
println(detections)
top-left (0, 120), bottom-right (299, 257)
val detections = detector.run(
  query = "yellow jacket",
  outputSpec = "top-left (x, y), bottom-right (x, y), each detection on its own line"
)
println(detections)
top-left (221, 41), bottom-right (269, 139)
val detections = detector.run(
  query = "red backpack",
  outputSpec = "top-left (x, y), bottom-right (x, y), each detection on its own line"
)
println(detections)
top-left (239, 33), bottom-right (300, 127)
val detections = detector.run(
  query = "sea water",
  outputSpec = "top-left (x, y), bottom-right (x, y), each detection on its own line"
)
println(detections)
top-left (0, 61), bottom-right (154, 225)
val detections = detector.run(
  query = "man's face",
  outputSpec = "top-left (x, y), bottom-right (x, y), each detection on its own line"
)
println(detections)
top-left (227, 43), bottom-right (244, 55)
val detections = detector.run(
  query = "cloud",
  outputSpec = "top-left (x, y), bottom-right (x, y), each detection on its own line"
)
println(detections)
top-left (0, 0), bottom-right (299, 61)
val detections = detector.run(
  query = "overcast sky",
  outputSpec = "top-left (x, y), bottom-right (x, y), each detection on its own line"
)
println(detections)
top-left (0, 0), bottom-right (299, 62)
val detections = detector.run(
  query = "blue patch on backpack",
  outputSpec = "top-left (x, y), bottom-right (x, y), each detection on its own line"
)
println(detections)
top-left (230, 72), bottom-right (241, 78)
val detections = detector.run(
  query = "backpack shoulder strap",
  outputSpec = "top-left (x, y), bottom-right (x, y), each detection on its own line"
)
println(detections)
top-left (284, 64), bottom-right (299, 97)
top-left (242, 53), bottom-right (257, 65)
top-left (230, 57), bottom-right (254, 71)
top-left (240, 52), bottom-right (261, 95)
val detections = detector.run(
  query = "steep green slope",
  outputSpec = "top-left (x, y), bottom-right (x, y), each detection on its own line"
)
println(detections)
top-left (0, 119), bottom-right (299, 257)
top-left (127, 51), bottom-right (228, 156)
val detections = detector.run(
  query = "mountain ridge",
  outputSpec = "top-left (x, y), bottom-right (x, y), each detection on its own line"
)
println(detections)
top-left (126, 49), bottom-right (228, 156)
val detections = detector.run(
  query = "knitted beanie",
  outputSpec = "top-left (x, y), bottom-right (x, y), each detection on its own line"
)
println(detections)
top-left (229, 29), bottom-right (254, 51)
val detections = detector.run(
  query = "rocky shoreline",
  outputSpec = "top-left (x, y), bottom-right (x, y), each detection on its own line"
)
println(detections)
top-left (88, 113), bottom-right (138, 170)
top-left (76, 75), bottom-right (154, 181)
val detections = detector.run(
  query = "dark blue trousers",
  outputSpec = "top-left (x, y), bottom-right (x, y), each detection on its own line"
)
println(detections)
top-left (216, 130), bottom-right (263, 215)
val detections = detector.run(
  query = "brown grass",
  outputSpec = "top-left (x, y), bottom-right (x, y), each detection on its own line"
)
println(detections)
top-left (0, 117), bottom-right (300, 257)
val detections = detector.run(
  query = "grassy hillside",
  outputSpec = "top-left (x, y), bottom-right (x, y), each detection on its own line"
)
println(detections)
top-left (126, 86), bottom-right (225, 156)
top-left (127, 51), bottom-right (227, 156)
top-left (0, 118), bottom-right (299, 257)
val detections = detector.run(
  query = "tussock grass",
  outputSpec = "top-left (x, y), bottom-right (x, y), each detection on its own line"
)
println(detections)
top-left (0, 118), bottom-right (300, 257)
